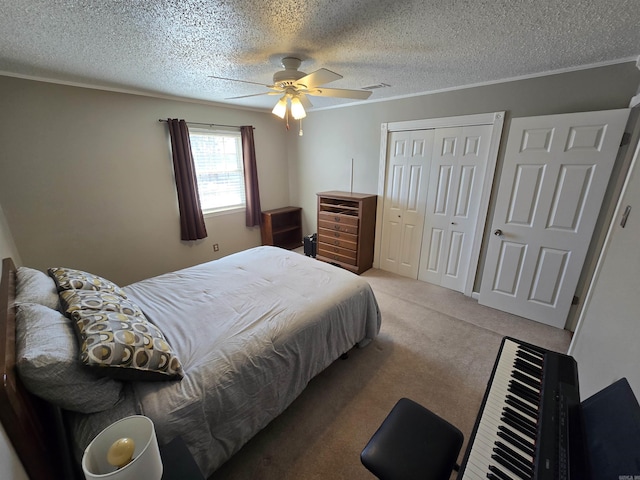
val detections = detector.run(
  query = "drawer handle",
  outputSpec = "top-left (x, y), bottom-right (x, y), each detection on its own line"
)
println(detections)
top-left (334, 232), bottom-right (341, 237)
top-left (333, 224), bottom-right (340, 230)
top-left (333, 240), bottom-right (340, 245)
top-left (334, 216), bottom-right (341, 222)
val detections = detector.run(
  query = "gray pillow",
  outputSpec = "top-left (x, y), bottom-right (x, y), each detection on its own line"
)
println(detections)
top-left (15, 267), bottom-right (60, 310)
top-left (16, 303), bottom-right (124, 413)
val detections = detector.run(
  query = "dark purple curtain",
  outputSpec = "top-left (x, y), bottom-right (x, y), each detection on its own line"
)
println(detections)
top-left (241, 126), bottom-right (262, 227)
top-left (166, 118), bottom-right (208, 240)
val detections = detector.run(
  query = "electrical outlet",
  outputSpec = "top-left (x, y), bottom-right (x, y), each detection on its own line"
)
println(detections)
top-left (213, 243), bottom-right (219, 252)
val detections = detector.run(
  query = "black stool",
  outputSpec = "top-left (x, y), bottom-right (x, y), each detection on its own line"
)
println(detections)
top-left (360, 398), bottom-right (463, 480)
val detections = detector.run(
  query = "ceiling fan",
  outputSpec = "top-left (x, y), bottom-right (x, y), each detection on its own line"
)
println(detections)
top-left (210, 57), bottom-right (372, 131)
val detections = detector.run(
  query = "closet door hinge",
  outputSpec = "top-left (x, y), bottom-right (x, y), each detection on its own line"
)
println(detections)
top-left (620, 132), bottom-right (631, 147)
top-left (621, 205), bottom-right (632, 228)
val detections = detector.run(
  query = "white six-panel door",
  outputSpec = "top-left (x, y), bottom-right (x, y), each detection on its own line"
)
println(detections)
top-left (418, 125), bottom-right (493, 292)
top-left (379, 130), bottom-right (434, 277)
top-left (479, 109), bottom-right (629, 328)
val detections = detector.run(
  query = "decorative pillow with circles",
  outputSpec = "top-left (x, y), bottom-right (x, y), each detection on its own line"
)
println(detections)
top-left (73, 310), bottom-right (184, 381)
top-left (60, 289), bottom-right (144, 319)
top-left (48, 267), bottom-right (127, 298)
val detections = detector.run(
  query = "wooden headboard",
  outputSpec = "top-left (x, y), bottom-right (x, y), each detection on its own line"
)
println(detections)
top-left (1, 258), bottom-right (75, 479)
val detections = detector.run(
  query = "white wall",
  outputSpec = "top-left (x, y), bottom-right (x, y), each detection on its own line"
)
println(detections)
top-left (569, 126), bottom-right (640, 400)
top-left (0, 425), bottom-right (28, 480)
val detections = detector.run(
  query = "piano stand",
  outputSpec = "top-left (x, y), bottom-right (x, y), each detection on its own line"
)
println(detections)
top-left (360, 398), bottom-right (463, 480)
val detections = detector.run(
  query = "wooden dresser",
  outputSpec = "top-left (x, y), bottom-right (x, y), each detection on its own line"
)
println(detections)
top-left (316, 191), bottom-right (377, 274)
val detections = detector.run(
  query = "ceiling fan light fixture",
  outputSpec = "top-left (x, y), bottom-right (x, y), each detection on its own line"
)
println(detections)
top-left (290, 96), bottom-right (306, 120)
top-left (272, 97), bottom-right (287, 118)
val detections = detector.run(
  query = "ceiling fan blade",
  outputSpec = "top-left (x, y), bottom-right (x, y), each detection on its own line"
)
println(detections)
top-left (295, 68), bottom-right (343, 89)
top-left (225, 92), bottom-right (280, 100)
top-left (299, 95), bottom-right (313, 109)
top-left (307, 87), bottom-right (372, 100)
top-left (209, 75), bottom-right (274, 88)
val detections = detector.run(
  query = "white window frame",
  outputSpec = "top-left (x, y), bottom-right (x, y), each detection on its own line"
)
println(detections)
top-left (188, 127), bottom-right (245, 216)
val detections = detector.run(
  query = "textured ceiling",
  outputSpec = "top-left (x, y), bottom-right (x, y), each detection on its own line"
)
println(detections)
top-left (1, 0), bottom-right (639, 111)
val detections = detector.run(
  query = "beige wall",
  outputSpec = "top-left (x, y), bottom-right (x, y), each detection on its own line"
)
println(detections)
top-left (1, 62), bottom-right (639, 301)
top-left (0, 76), bottom-right (289, 285)
top-left (289, 61), bottom-right (640, 329)
top-left (291, 62), bottom-right (640, 231)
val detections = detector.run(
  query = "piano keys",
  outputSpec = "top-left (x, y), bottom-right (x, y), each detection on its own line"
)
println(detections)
top-left (457, 337), bottom-right (584, 480)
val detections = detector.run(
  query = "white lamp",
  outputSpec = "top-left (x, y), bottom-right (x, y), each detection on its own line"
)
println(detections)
top-left (290, 96), bottom-right (306, 119)
top-left (271, 97), bottom-right (287, 119)
top-left (82, 415), bottom-right (163, 480)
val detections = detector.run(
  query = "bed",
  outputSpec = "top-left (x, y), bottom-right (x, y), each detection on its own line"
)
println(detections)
top-left (0, 246), bottom-right (381, 479)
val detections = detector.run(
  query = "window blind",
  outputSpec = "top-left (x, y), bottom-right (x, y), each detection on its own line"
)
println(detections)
top-left (189, 129), bottom-right (245, 213)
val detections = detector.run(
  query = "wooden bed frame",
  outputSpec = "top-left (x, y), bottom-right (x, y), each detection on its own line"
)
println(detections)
top-left (1, 258), bottom-right (76, 479)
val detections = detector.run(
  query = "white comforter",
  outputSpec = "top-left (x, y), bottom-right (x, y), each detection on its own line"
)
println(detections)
top-left (118, 246), bottom-right (380, 476)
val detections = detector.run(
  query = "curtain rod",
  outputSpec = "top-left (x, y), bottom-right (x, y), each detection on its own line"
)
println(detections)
top-left (158, 119), bottom-right (254, 129)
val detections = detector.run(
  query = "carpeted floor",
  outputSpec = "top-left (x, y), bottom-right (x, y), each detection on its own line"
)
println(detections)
top-left (209, 268), bottom-right (572, 479)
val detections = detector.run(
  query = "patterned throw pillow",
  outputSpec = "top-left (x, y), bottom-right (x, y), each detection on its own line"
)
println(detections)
top-left (60, 290), bottom-right (144, 319)
top-left (48, 267), bottom-right (127, 298)
top-left (73, 310), bottom-right (184, 381)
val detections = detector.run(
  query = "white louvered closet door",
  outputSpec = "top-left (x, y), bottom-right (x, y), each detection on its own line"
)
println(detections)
top-left (379, 129), bottom-right (434, 278)
top-left (418, 125), bottom-right (493, 292)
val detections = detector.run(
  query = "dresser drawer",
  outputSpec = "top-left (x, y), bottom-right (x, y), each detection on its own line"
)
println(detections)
top-left (317, 242), bottom-right (357, 259)
top-left (318, 227), bottom-right (358, 246)
top-left (318, 212), bottom-right (359, 227)
top-left (318, 219), bottom-right (358, 235)
top-left (317, 246), bottom-right (357, 266)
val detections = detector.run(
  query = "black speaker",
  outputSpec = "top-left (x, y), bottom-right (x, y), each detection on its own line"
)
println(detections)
top-left (304, 233), bottom-right (317, 257)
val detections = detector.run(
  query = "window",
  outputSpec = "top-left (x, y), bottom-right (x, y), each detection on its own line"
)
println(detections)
top-left (189, 128), bottom-right (245, 214)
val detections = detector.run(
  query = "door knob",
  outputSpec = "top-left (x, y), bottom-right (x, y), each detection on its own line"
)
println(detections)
top-left (494, 229), bottom-right (503, 237)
